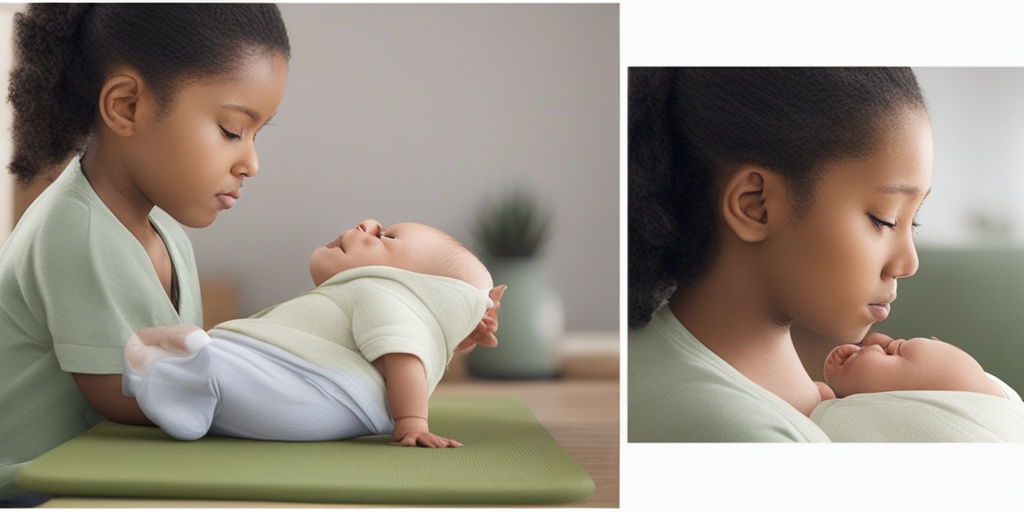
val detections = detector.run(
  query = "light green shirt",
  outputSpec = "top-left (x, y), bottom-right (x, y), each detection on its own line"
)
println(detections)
top-left (628, 305), bottom-right (831, 442)
top-left (0, 157), bottom-right (201, 498)
top-left (216, 266), bottom-right (490, 398)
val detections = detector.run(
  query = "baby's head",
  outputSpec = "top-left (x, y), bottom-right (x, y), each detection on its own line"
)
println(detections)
top-left (309, 219), bottom-right (493, 290)
top-left (822, 332), bottom-right (1005, 399)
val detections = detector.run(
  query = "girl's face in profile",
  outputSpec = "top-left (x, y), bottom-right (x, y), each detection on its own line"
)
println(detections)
top-left (765, 109), bottom-right (933, 344)
top-left (126, 52), bottom-right (289, 228)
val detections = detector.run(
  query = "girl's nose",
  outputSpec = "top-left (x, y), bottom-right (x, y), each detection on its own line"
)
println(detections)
top-left (234, 145), bottom-right (259, 178)
top-left (890, 232), bottom-right (919, 280)
top-left (356, 219), bottom-right (383, 237)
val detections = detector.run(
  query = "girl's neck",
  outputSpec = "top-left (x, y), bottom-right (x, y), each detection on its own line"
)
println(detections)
top-left (81, 145), bottom-right (178, 306)
top-left (80, 145), bottom-right (156, 242)
top-left (668, 250), bottom-right (823, 416)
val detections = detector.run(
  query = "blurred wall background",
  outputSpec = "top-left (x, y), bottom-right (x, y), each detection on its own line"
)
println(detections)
top-left (913, 67), bottom-right (1024, 248)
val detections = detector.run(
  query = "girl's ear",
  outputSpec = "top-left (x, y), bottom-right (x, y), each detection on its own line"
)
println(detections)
top-left (98, 71), bottom-right (142, 137)
top-left (721, 165), bottom-right (773, 243)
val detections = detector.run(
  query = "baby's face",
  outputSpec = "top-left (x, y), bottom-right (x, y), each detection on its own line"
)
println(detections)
top-left (823, 332), bottom-right (1001, 398)
top-left (309, 220), bottom-right (453, 286)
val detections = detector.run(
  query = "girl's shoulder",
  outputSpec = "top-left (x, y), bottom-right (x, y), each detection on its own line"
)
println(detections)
top-left (3, 163), bottom-right (94, 257)
top-left (628, 307), bottom-right (830, 442)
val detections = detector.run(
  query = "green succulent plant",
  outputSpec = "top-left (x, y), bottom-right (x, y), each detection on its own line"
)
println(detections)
top-left (471, 187), bottom-right (553, 259)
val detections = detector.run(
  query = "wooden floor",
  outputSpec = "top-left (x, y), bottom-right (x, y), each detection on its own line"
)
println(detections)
top-left (41, 378), bottom-right (620, 508)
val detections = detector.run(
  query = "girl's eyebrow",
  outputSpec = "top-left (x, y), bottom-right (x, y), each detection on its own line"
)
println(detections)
top-left (220, 103), bottom-right (277, 125)
top-left (877, 184), bottom-right (932, 199)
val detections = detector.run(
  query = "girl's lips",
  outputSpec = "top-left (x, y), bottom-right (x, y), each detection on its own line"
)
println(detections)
top-left (868, 303), bottom-right (890, 321)
top-left (217, 192), bottom-right (239, 208)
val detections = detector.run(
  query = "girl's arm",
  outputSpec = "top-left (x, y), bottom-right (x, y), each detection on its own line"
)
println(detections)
top-left (74, 324), bottom-right (209, 425)
top-left (373, 353), bottom-right (462, 448)
top-left (72, 373), bottom-right (152, 425)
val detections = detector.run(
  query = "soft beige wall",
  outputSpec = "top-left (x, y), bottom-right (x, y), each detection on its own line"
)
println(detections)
top-left (186, 4), bottom-right (620, 330)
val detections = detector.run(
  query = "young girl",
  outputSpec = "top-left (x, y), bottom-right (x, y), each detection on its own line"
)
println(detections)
top-left (0, 4), bottom-right (290, 503)
top-left (627, 68), bottom-right (933, 442)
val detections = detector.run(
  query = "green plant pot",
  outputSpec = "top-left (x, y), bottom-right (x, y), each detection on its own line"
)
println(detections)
top-left (467, 257), bottom-right (563, 379)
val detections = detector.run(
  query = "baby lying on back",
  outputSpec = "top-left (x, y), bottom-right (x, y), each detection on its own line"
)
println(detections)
top-left (812, 332), bottom-right (1024, 442)
top-left (124, 219), bottom-right (505, 447)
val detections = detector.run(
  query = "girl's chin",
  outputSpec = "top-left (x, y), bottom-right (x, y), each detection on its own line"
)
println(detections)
top-left (842, 324), bottom-right (875, 345)
top-left (172, 210), bottom-right (218, 229)
top-left (808, 326), bottom-right (872, 346)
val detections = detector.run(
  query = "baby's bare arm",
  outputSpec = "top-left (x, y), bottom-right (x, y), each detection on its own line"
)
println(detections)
top-left (374, 353), bottom-right (462, 448)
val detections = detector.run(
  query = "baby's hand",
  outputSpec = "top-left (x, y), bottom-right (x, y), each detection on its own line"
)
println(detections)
top-left (456, 285), bottom-right (507, 352)
top-left (391, 417), bottom-right (463, 448)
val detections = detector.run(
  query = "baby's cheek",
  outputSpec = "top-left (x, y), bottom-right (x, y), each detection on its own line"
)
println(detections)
top-left (822, 365), bottom-right (845, 394)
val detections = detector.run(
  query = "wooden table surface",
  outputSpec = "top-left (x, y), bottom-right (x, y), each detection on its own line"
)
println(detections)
top-left (41, 377), bottom-right (620, 509)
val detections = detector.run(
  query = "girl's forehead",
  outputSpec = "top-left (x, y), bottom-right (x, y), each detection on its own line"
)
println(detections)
top-left (817, 112), bottom-right (933, 193)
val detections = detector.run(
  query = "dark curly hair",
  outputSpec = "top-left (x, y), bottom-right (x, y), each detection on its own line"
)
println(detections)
top-left (7, 3), bottom-right (291, 185)
top-left (628, 67), bottom-right (926, 329)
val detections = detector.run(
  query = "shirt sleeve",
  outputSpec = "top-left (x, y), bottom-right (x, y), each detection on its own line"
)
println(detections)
top-left (348, 280), bottom-right (443, 372)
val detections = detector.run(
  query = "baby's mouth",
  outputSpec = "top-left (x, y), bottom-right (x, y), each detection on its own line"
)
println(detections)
top-left (325, 235), bottom-right (345, 253)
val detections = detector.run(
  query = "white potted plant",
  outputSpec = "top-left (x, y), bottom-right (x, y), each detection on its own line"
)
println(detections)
top-left (468, 187), bottom-right (562, 379)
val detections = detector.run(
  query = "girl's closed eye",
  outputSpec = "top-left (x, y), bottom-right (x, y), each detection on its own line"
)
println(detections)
top-left (867, 213), bottom-right (923, 236)
top-left (868, 214), bottom-right (897, 230)
top-left (220, 126), bottom-right (243, 140)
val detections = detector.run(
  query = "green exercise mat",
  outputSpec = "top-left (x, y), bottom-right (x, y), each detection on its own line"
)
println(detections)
top-left (16, 395), bottom-right (594, 505)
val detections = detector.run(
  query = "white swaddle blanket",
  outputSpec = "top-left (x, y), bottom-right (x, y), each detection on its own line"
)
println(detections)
top-left (811, 375), bottom-right (1024, 442)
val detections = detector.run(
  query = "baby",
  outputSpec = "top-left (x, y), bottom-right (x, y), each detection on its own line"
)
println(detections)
top-left (123, 219), bottom-right (505, 447)
top-left (811, 332), bottom-right (1024, 442)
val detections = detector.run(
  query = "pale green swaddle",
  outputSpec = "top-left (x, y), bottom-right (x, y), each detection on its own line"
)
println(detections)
top-left (811, 378), bottom-right (1024, 442)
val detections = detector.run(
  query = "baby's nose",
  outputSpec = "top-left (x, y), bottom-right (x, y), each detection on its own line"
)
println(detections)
top-left (356, 219), bottom-right (383, 237)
